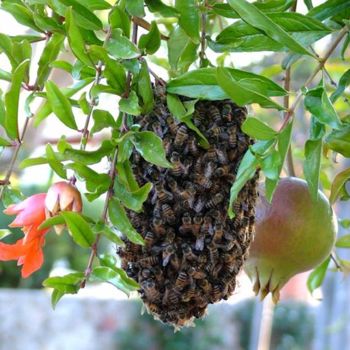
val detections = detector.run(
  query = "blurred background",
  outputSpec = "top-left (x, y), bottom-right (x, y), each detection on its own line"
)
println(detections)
top-left (1, 1), bottom-right (350, 349)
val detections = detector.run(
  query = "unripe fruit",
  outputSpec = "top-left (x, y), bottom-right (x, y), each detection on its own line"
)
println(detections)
top-left (244, 177), bottom-right (337, 303)
top-left (45, 181), bottom-right (83, 234)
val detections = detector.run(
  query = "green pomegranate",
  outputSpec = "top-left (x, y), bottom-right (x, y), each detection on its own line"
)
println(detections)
top-left (244, 177), bottom-right (337, 303)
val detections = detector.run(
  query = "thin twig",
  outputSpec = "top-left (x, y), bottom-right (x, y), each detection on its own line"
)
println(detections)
top-left (279, 25), bottom-right (349, 131)
top-left (0, 117), bottom-right (30, 199)
top-left (132, 16), bottom-right (169, 40)
top-left (331, 252), bottom-right (342, 271)
top-left (199, 2), bottom-right (208, 67)
top-left (80, 21), bottom-right (139, 287)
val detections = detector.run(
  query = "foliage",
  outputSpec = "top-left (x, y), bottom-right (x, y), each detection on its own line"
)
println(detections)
top-left (0, 0), bottom-right (349, 305)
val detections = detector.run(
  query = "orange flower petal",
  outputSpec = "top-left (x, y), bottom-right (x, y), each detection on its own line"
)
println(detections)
top-left (20, 237), bottom-right (45, 278)
top-left (0, 239), bottom-right (27, 260)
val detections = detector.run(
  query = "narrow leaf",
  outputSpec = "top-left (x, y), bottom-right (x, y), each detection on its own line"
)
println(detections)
top-left (307, 257), bottom-right (330, 293)
top-left (329, 168), bottom-right (350, 204)
top-left (242, 118), bottom-right (277, 140)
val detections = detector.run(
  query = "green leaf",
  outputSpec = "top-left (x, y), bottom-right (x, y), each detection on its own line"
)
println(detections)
top-left (91, 109), bottom-right (116, 135)
top-left (106, 29), bottom-right (140, 59)
top-left (43, 272), bottom-right (84, 293)
top-left (51, 289), bottom-right (65, 309)
top-left (12, 40), bottom-right (32, 71)
top-left (109, 6), bottom-right (131, 37)
top-left (45, 81), bottom-right (78, 130)
top-left (91, 266), bottom-right (139, 295)
top-left (39, 215), bottom-right (65, 230)
top-left (1, 2), bottom-right (42, 32)
top-left (212, 1), bottom-right (295, 18)
top-left (145, 0), bottom-right (179, 17)
top-left (137, 60), bottom-right (154, 114)
top-left (303, 138), bottom-right (322, 201)
top-left (59, 139), bottom-right (114, 164)
top-left (1, 187), bottom-right (24, 208)
top-left (330, 69), bottom-right (350, 103)
top-left (65, 163), bottom-right (111, 199)
top-left (65, 7), bottom-right (92, 67)
top-left (166, 94), bottom-right (209, 148)
top-left (210, 12), bottom-right (330, 53)
top-left (308, 0), bottom-right (350, 21)
top-left (46, 143), bottom-right (67, 178)
top-left (227, 0), bottom-right (313, 56)
top-left (61, 212), bottom-right (95, 248)
top-left (139, 21), bottom-right (161, 55)
top-left (261, 150), bottom-right (281, 180)
top-left (329, 168), bottom-right (350, 204)
top-left (175, 0), bottom-right (200, 43)
top-left (228, 150), bottom-right (259, 219)
top-left (95, 224), bottom-right (124, 245)
top-left (304, 84), bottom-right (342, 129)
top-left (36, 33), bottom-right (65, 88)
top-left (167, 26), bottom-right (198, 75)
top-left (58, 0), bottom-right (103, 30)
top-left (19, 156), bottom-right (48, 169)
top-left (4, 59), bottom-right (30, 139)
top-left (0, 68), bottom-right (11, 82)
top-left (242, 118), bottom-right (277, 140)
top-left (265, 120), bottom-right (293, 202)
top-left (307, 257), bottom-right (330, 293)
top-left (132, 131), bottom-right (172, 168)
top-left (119, 91), bottom-right (142, 116)
top-left (217, 67), bottom-right (284, 110)
top-left (126, 0), bottom-right (145, 17)
top-left (167, 67), bottom-right (286, 100)
top-left (108, 198), bottom-right (144, 245)
top-left (117, 161), bottom-right (139, 192)
top-left (325, 125), bottom-right (350, 158)
top-left (336, 235), bottom-right (350, 248)
top-left (114, 177), bottom-right (152, 212)
top-left (0, 136), bottom-right (11, 146)
top-left (0, 33), bottom-right (16, 68)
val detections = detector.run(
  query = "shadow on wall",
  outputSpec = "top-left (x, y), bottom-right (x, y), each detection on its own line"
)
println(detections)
top-left (0, 289), bottom-right (314, 350)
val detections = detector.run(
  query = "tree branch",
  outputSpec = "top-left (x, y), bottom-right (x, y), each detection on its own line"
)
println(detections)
top-left (132, 16), bottom-right (169, 40)
top-left (279, 25), bottom-right (349, 131)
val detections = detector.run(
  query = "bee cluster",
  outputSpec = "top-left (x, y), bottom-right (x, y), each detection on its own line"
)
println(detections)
top-left (118, 86), bottom-right (258, 327)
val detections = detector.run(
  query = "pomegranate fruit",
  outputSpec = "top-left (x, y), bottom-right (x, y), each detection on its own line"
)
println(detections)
top-left (244, 177), bottom-right (337, 303)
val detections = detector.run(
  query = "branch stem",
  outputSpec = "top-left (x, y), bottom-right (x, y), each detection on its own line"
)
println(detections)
top-left (279, 25), bottom-right (349, 131)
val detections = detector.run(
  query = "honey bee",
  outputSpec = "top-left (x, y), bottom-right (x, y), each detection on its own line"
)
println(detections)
top-left (213, 223), bottom-right (224, 242)
top-left (179, 187), bottom-right (196, 202)
top-left (193, 104), bottom-right (206, 126)
top-left (163, 135), bottom-right (172, 155)
top-left (182, 243), bottom-right (198, 262)
top-left (162, 244), bottom-right (176, 266)
top-left (206, 193), bottom-right (224, 208)
top-left (210, 125), bottom-right (224, 138)
top-left (208, 105), bottom-right (221, 124)
top-left (194, 197), bottom-right (205, 213)
top-left (206, 146), bottom-right (217, 162)
top-left (188, 266), bottom-right (206, 279)
top-left (146, 303), bottom-right (161, 314)
top-left (155, 183), bottom-right (174, 203)
top-left (197, 279), bottom-right (212, 294)
top-left (142, 280), bottom-right (161, 302)
top-left (222, 103), bottom-right (232, 121)
top-left (194, 173), bottom-right (212, 189)
top-left (162, 204), bottom-right (176, 224)
top-left (162, 287), bottom-right (180, 305)
top-left (200, 216), bottom-right (213, 235)
top-left (175, 271), bottom-right (190, 290)
top-left (216, 148), bottom-right (228, 164)
top-left (166, 116), bottom-right (178, 134)
top-left (170, 152), bottom-right (184, 176)
top-left (167, 176), bottom-right (179, 193)
top-left (179, 214), bottom-right (193, 234)
top-left (227, 149), bottom-right (238, 162)
top-left (174, 125), bottom-right (188, 148)
top-left (188, 136), bottom-right (199, 156)
top-left (181, 284), bottom-right (196, 302)
top-left (208, 241), bottom-right (219, 262)
top-left (152, 217), bottom-right (165, 235)
top-left (228, 126), bottom-right (237, 148)
top-left (138, 268), bottom-right (152, 281)
top-left (214, 165), bottom-right (230, 177)
top-left (193, 295), bottom-right (208, 308)
top-left (192, 215), bottom-right (202, 236)
top-left (144, 231), bottom-right (155, 249)
top-left (204, 162), bottom-right (215, 178)
top-left (152, 121), bottom-right (163, 137)
top-left (211, 284), bottom-right (223, 302)
top-left (138, 256), bottom-right (159, 268)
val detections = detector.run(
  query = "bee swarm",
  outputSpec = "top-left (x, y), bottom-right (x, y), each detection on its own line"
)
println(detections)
top-left (118, 85), bottom-right (258, 327)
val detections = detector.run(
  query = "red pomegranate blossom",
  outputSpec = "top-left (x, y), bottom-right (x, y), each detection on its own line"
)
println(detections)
top-left (0, 194), bottom-right (49, 278)
top-left (0, 181), bottom-right (83, 278)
